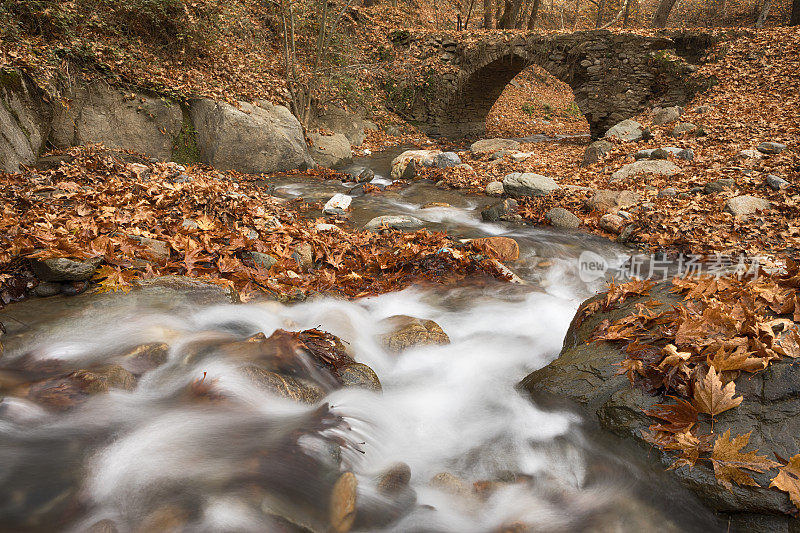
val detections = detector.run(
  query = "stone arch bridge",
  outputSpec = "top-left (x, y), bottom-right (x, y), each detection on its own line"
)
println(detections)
top-left (386, 30), bottom-right (715, 139)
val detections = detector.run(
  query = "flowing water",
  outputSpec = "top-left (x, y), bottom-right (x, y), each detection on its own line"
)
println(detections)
top-left (0, 149), bottom-right (723, 532)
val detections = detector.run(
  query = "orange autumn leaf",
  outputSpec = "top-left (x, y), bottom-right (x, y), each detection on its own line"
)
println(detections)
top-left (770, 454), bottom-right (800, 511)
top-left (711, 430), bottom-right (780, 491)
top-left (691, 366), bottom-right (742, 417)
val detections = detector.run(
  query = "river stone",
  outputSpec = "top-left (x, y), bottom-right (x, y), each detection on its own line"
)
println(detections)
top-left (502, 173), bottom-right (559, 198)
top-left (28, 365), bottom-right (136, 410)
top-left (433, 151), bottom-right (462, 168)
top-left (724, 195), bottom-right (771, 218)
top-left (470, 237), bottom-right (520, 262)
top-left (582, 139), bottom-right (614, 166)
top-left (355, 168), bottom-right (374, 183)
top-left (545, 207), bottom-right (581, 228)
top-left (485, 181), bottom-right (504, 196)
top-left (766, 175), bottom-right (789, 190)
top-left (739, 149), bottom-right (763, 159)
top-left (339, 363), bottom-right (382, 392)
top-left (520, 281), bottom-right (798, 521)
top-left (242, 366), bottom-right (325, 403)
top-left (245, 251), bottom-right (278, 271)
top-left (658, 187), bottom-right (678, 198)
top-left (30, 256), bottom-right (103, 282)
top-left (390, 150), bottom-right (439, 179)
top-left (670, 122), bottom-right (698, 136)
top-left (364, 215), bottom-right (424, 232)
top-left (652, 106), bottom-right (682, 126)
top-left (377, 463), bottom-right (412, 495)
top-left (676, 148), bottom-right (694, 161)
top-left (34, 281), bottom-right (62, 297)
top-left (481, 198), bottom-right (518, 222)
top-left (599, 213), bottom-right (625, 234)
top-left (190, 99), bottom-right (315, 173)
top-left (292, 242), bottom-right (314, 270)
top-left (604, 119), bottom-right (643, 142)
top-left (310, 105), bottom-right (366, 146)
top-left (308, 132), bottom-right (352, 169)
top-left (380, 315), bottom-right (450, 352)
top-left (703, 179), bottom-right (735, 194)
top-left (470, 139), bottom-right (520, 155)
top-left (757, 142), bottom-right (787, 155)
top-left (122, 342), bottom-right (170, 374)
top-left (323, 193), bottom-right (352, 215)
top-left (134, 275), bottom-right (240, 305)
top-left (585, 190), bottom-right (641, 213)
top-left (610, 160), bottom-right (681, 182)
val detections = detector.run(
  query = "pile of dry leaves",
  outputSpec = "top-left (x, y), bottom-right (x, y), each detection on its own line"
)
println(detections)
top-left (0, 146), bottom-right (510, 305)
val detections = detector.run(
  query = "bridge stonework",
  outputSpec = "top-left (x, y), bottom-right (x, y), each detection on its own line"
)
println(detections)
top-left (387, 30), bottom-right (714, 139)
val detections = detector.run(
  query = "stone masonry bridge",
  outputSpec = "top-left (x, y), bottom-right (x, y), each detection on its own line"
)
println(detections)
top-left (386, 30), bottom-right (715, 139)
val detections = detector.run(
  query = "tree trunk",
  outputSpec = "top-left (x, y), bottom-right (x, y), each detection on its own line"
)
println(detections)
top-left (651, 0), bottom-right (678, 27)
top-left (573, 0), bottom-right (580, 27)
top-left (527, 0), bottom-right (541, 28)
top-left (792, 0), bottom-right (800, 25)
top-left (499, 0), bottom-right (523, 27)
top-left (623, 0), bottom-right (632, 26)
top-left (755, 0), bottom-right (771, 26)
top-left (595, 0), bottom-right (606, 27)
top-left (601, 0), bottom-right (630, 27)
top-left (484, 0), bottom-right (494, 27)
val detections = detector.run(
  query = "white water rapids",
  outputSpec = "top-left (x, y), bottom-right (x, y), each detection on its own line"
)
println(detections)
top-left (0, 157), bottom-right (723, 532)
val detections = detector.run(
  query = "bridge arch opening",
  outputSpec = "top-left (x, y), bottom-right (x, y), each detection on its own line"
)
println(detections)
top-left (486, 65), bottom-right (589, 139)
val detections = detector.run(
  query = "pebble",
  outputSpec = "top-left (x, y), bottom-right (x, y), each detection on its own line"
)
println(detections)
top-left (766, 175), bottom-right (789, 190)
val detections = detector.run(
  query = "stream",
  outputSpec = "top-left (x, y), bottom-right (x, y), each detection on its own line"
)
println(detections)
top-left (0, 148), bottom-right (724, 532)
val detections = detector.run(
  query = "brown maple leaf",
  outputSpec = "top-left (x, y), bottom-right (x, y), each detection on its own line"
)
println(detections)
top-left (770, 454), bottom-right (800, 511)
top-left (691, 366), bottom-right (742, 417)
top-left (644, 397), bottom-right (699, 434)
top-left (711, 430), bottom-right (780, 491)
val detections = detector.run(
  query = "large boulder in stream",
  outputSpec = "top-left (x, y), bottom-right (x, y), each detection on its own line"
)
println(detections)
top-left (308, 132), bottom-right (353, 169)
top-left (190, 99), bottom-right (315, 173)
top-left (521, 281), bottom-right (800, 530)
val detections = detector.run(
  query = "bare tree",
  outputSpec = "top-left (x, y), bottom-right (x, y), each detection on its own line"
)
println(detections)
top-left (754, 0), bottom-right (771, 27)
top-left (792, 0), bottom-right (800, 25)
top-left (651, 0), bottom-right (678, 27)
top-left (527, 0), bottom-right (541, 28)
top-left (499, 0), bottom-right (525, 27)
top-left (484, 0), bottom-right (494, 27)
top-left (601, 0), bottom-right (630, 27)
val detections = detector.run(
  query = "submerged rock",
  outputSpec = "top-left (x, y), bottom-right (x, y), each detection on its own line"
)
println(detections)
top-left (339, 363), bottom-right (382, 392)
top-left (28, 365), bottom-right (136, 410)
top-left (379, 315), bottom-right (450, 352)
top-left (481, 198), bottom-right (518, 222)
top-left (242, 366), bottom-right (325, 403)
top-left (470, 236), bottom-right (520, 262)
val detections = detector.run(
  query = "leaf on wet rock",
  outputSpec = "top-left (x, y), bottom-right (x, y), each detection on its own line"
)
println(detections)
top-left (711, 430), bottom-right (780, 491)
top-left (691, 366), bottom-right (742, 417)
top-left (770, 454), bottom-right (800, 511)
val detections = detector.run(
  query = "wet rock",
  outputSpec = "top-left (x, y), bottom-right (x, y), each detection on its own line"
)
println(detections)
top-left (308, 132), bottom-right (353, 169)
top-left (485, 181), bottom-right (504, 196)
top-left (470, 138), bottom-right (520, 155)
top-left (470, 236), bottom-right (520, 261)
top-left (502, 173), bottom-right (559, 198)
top-left (652, 106), bottom-right (682, 126)
top-left (355, 168), bottom-right (374, 183)
top-left (481, 198), bottom-right (518, 222)
top-left (757, 141), bottom-right (786, 155)
top-left (380, 315), bottom-right (450, 352)
top-left (34, 281), bottom-right (62, 297)
top-left (292, 242), bottom-right (314, 270)
top-left (135, 503), bottom-right (189, 533)
top-left (670, 122), bottom-right (698, 136)
top-left (703, 178), bottom-right (735, 194)
top-left (28, 365), bottom-right (136, 410)
top-left (599, 213), bottom-right (625, 234)
top-left (546, 207), bottom-right (581, 228)
top-left (349, 184), bottom-right (366, 197)
top-left (390, 150), bottom-right (439, 179)
top-left (724, 195), bottom-right (771, 218)
top-left (658, 187), bottom-right (678, 198)
top-left (245, 251), bottom-right (277, 271)
top-left (364, 215), bottom-right (424, 232)
top-left (339, 363), bottom-right (382, 392)
top-left (134, 275), bottom-right (240, 304)
top-left (585, 190), bottom-right (641, 213)
top-left (421, 202), bottom-right (451, 209)
top-left (521, 282), bottom-right (798, 521)
top-left (429, 472), bottom-right (472, 499)
top-left (242, 366), bottom-right (325, 403)
top-left (122, 342), bottom-right (170, 374)
top-left (610, 160), bottom-right (681, 182)
top-left (61, 280), bottom-right (89, 296)
top-left (766, 175), bottom-right (789, 190)
top-left (582, 139), bottom-right (613, 166)
top-left (323, 193), bottom-right (352, 215)
top-left (739, 149), bottom-right (763, 159)
top-left (433, 151), bottom-right (461, 168)
top-left (30, 256), bottom-right (103, 282)
top-left (377, 463), bottom-right (412, 495)
top-left (604, 119), bottom-right (643, 142)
